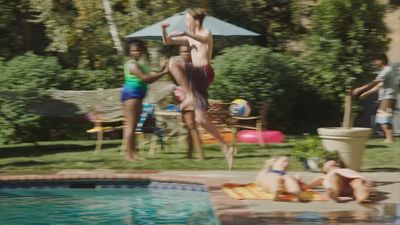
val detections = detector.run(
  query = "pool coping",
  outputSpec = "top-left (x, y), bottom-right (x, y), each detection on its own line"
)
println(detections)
top-left (0, 173), bottom-right (253, 225)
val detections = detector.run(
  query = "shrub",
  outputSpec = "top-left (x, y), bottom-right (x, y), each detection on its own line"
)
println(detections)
top-left (0, 53), bottom-right (62, 144)
top-left (210, 45), bottom-right (298, 129)
top-left (58, 68), bottom-right (121, 90)
top-left (291, 135), bottom-right (340, 168)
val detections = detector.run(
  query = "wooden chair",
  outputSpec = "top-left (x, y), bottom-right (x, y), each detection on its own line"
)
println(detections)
top-left (85, 106), bottom-right (124, 153)
top-left (203, 101), bottom-right (270, 155)
top-left (232, 101), bottom-right (270, 149)
top-left (201, 101), bottom-right (238, 147)
top-left (86, 103), bottom-right (164, 155)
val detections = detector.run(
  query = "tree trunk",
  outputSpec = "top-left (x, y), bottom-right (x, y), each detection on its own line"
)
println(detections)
top-left (342, 87), bottom-right (352, 129)
top-left (101, 0), bottom-right (123, 55)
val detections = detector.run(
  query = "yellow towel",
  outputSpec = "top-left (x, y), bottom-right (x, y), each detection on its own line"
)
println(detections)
top-left (222, 183), bottom-right (327, 201)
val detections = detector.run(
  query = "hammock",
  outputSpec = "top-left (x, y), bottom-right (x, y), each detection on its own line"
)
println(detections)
top-left (1, 81), bottom-right (176, 119)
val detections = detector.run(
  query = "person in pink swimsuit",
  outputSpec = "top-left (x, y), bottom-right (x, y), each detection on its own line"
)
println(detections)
top-left (303, 160), bottom-right (372, 203)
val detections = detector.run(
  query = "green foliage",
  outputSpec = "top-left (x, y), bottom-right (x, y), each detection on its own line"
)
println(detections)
top-left (0, 53), bottom-right (62, 144)
top-left (210, 45), bottom-right (298, 128)
top-left (59, 68), bottom-right (122, 90)
top-left (301, 0), bottom-right (389, 101)
top-left (211, 0), bottom-right (305, 51)
top-left (291, 135), bottom-right (339, 163)
top-left (0, 95), bottom-right (41, 145)
top-left (0, 52), bottom-right (62, 91)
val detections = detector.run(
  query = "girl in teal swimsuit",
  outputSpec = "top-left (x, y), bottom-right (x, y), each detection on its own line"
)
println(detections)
top-left (122, 39), bottom-right (168, 161)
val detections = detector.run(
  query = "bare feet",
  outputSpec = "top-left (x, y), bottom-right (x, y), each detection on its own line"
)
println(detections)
top-left (126, 152), bottom-right (145, 161)
top-left (383, 139), bottom-right (394, 144)
top-left (223, 145), bottom-right (234, 170)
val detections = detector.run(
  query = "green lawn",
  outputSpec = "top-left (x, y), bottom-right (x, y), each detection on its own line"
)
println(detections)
top-left (0, 137), bottom-right (399, 175)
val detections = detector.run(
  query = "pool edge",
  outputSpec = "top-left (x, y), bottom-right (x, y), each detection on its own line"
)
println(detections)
top-left (0, 173), bottom-right (254, 225)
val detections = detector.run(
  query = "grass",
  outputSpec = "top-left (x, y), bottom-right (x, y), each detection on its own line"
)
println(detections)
top-left (0, 137), bottom-right (399, 175)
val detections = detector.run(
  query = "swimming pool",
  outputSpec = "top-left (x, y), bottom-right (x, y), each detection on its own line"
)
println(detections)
top-left (0, 181), bottom-right (220, 225)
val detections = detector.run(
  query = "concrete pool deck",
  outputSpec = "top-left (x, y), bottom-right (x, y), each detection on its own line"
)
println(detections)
top-left (1, 170), bottom-right (399, 224)
top-left (161, 170), bottom-right (400, 224)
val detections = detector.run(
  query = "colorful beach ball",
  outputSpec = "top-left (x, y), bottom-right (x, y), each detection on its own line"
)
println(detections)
top-left (230, 99), bottom-right (251, 117)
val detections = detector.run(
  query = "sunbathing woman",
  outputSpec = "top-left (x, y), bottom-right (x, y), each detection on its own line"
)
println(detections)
top-left (303, 160), bottom-right (372, 203)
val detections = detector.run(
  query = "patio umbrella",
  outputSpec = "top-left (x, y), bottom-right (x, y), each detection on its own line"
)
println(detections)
top-left (126, 11), bottom-right (260, 40)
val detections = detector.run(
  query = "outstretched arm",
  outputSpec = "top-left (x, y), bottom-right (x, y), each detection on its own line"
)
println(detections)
top-left (353, 80), bottom-right (379, 96)
top-left (359, 81), bottom-right (382, 99)
top-left (129, 61), bottom-right (169, 83)
top-left (161, 23), bottom-right (188, 46)
top-left (302, 177), bottom-right (323, 190)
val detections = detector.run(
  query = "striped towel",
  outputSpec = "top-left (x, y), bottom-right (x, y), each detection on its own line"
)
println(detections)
top-left (222, 183), bottom-right (327, 201)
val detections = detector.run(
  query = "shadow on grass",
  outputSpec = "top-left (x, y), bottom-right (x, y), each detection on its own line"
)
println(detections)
top-left (366, 144), bottom-right (389, 148)
top-left (0, 160), bottom-right (51, 168)
top-left (0, 158), bottom-right (113, 168)
top-left (206, 153), bottom-right (272, 160)
top-left (363, 167), bottom-right (400, 172)
top-left (0, 143), bottom-right (121, 158)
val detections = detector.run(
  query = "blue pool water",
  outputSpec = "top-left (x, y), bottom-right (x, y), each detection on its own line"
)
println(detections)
top-left (0, 185), bottom-right (220, 225)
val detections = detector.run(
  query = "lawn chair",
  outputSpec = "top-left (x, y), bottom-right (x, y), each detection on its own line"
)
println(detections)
top-left (133, 103), bottom-right (166, 156)
top-left (86, 103), bottom-right (165, 155)
top-left (232, 101), bottom-right (270, 149)
top-left (203, 100), bottom-right (270, 155)
top-left (201, 101), bottom-right (238, 147)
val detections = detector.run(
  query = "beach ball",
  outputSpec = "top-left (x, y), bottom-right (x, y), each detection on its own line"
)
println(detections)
top-left (230, 99), bottom-right (251, 117)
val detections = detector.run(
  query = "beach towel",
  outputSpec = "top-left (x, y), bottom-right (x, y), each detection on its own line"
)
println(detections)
top-left (222, 183), bottom-right (327, 201)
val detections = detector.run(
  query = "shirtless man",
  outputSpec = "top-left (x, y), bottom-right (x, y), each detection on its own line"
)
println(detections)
top-left (161, 8), bottom-right (234, 169)
top-left (173, 45), bottom-right (205, 160)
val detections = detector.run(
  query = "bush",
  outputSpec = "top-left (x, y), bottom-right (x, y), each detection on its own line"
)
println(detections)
top-left (0, 53), bottom-right (62, 144)
top-left (0, 52), bottom-right (62, 91)
top-left (58, 68), bottom-right (122, 90)
top-left (210, 45), bottom-right (298, 129)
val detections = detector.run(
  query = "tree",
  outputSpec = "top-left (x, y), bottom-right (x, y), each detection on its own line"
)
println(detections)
top-left (300, 0), bottom-right (389, 129)
top-left (302, 0), bottom-right (389, 102)
top-left (210, 0), bottom-right (306, 51)
top-left (102, 0), bottom-right (123, 55)
top-left (0, 0), bottom-right (47, 59)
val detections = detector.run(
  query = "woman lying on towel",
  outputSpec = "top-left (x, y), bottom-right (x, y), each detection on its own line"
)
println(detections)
top-left (255, 156), bottom-right (305, 201)
top-left (303, 160), bottom-right (373, 203)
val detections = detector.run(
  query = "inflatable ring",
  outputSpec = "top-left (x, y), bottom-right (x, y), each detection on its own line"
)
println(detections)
top-left (237, 130), bottom-right (284, 143)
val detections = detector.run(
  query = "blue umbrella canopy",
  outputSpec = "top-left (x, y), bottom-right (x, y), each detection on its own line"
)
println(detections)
top-left (126, 11), bottom-right (259, 40)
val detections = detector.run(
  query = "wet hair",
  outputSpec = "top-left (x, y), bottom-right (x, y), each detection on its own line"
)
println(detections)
top-left (187, 8), bottom-right (206, 26)
top-left (374, 53), bottom-right (388, 65)
top-left (125, 38), bottom-right (149, 61)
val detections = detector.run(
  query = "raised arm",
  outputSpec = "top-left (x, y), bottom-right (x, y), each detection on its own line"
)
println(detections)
top-left (161, 23), bottom-right (188, 46)
top-left (129, 61), bottom-right (168, 83)
top-left (183, 29), bottom-right (211, 43)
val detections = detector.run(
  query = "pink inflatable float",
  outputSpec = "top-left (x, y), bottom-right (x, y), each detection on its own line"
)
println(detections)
top-left (237, 130), bottom-right (284, 143)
